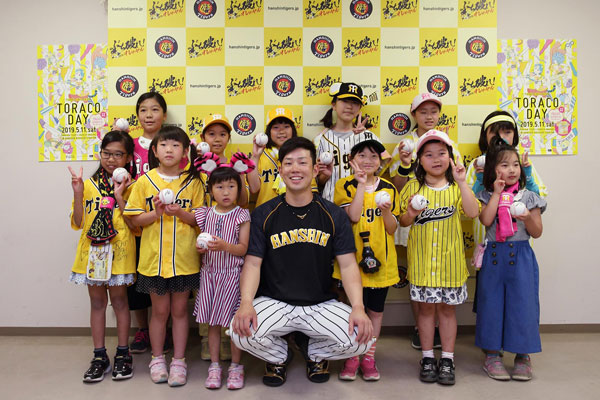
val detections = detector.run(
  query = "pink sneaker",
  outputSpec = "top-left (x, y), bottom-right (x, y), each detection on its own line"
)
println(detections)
top-left (205, 363), bottom-right (222, 389)
top-left (483, 356), bottom-right (510, 381)
top-left (512, 356), bottom-right (533, 381)
top-left (149, 355), bottom-right (168, 384)
top-left (168, 358), bottom-right (187, 387)
top-left (226, 364), bottom-right (245, 390)
top-left (360, 357), bottom-right (380, 381)
top-left (339, 356), bottom-right (360, 381)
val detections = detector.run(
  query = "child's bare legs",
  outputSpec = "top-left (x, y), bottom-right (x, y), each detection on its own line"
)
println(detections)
top-left (108, 286), bottom-right (130, 347)
top-left (208, 325), bottom-right (221, 363)
top-left (170, 291), bottom-right (190, 360)
top-left (231, 338), bottom-right (242, 364)
top-left (436, 303), bottom-right (456, 353)
top-left (417, 302), bottom-right (436, 351)
top-left (134, 309), bottom-right (149, 330)
top-left (88, 286), bottom-right (109, 349)
top-left (149, 293), bottom-right (169, 356)
top-left (367, 309), bottom-right (383, 342)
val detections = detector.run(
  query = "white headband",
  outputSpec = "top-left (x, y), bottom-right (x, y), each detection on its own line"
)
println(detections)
top-left (483, 115), bottom-right (516, 131)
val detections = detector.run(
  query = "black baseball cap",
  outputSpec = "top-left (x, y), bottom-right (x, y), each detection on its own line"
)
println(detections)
top-left (329, 82), bottom-right (367, 105)
top-left (350, 139), bottom-right (386, 157)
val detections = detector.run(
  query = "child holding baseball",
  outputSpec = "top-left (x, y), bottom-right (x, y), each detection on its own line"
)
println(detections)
top-left (334, 140), bottom-right (400, 381)
top-left (475, 137), bottom-right (546, 381)
top-left (399, 130), bottom-right (480, 386)
top-left (124, 126), bottom-right (204, 387)
top-left (68, 130), bottom-right (137, 382)
top-left (192, 165), bottom-right (251, 390)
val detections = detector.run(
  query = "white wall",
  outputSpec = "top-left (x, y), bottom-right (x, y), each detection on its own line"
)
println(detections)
top-left (0, 0), bottom-right (598, 328)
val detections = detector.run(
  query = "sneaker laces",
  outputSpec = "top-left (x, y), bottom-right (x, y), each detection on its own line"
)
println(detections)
top-left (440, 360), bottom-right (453, 374)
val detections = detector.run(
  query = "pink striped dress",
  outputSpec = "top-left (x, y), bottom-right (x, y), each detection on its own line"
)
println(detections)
top-left (193, 205), bottom-right (250, 327)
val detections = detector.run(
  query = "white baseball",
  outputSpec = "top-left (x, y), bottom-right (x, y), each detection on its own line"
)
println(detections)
top-left (196, 232), bottom-right (213, 249)
top-left (411, 194), bottom-right (429, 211)
top-left (255, 132), bottom-right (268, 146)
top-left (375, 191), bottom-right (391, 207)
top-left (114, 118), bottom-right (129, 131)
top-left (510, 201), bottom-right (527, 217)
top-left (112, 167), bottom-right (129, 183)
top-left (320, 151), bottom-right (333, 165)
top-left (159, 188), bottom-right (175, 205)
top-left (196, 141), bottom-right (211, 155)
top-left (401, 139), bottom-right (414, 153)
top-left (476, 155), bottom-right (486, 168)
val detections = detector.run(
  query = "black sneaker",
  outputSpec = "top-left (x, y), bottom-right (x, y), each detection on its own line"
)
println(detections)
top-left (437, 358), bottom-right (455, 385)
top-left (130, 329), bottom-right (150, 353)
top-left (411, 328), bottom-right (422, 350)
top-left (433, 327), bottom-right (442, 349)
top-left (263, 349), bottom-right (293, 387)
top-left (306, 360), bottom-right (329, 383)
top-left (419, 357), bottom-right (438, 383)
top-left (112, 353), bottom-right (134, 380)
top-left (83, 357), bottom-right (111, 383)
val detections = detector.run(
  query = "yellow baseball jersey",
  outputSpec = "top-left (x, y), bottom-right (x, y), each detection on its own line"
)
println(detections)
top-left (399, 179), bottom-right (480, 287)
top-left (465, 158), bottom-right (547, 245)
top-left (333, 176), bottom-right (400, 288)
top-left (70, 179), bottom-right (136, 275)
top-left (124, 169), bottom-right (204, 278)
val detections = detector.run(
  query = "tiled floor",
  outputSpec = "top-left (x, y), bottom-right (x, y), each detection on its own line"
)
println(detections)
top-left (1, 332), bottom-right (598, 400)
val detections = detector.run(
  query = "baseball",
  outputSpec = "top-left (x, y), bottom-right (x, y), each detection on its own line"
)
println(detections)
top-left (196, 232), bottom-right (213, 250)
top-left (401, 139), bottom-right (414, 153)
top-left (255, 132), bottom-right (268, 146)
top-left (320, 151), bottom-right (333, 165)
top-left (476, 155), bottom-right (486, 168)
top-left (510, 201), bottom-right (527, 216)
top-left (411, 194), bottom-right (429, 211)
top-left (375, 191), bottom-right (391, 207)
top-left (114, 118), bottom-right (129, 131)
top-left (158, 188), bottom-right (175, 205)
top-left (197, 141), bottom-right (211, 155)
top-left (112, 167), bottom-right (129, 183)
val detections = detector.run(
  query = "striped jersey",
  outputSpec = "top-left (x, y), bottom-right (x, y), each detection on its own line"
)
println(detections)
top-left (124, 169), bottom-right (204, 278)
top-left (314, 129), bottom-right (383, 202)
top-left (400, 179), bottom-right (480, 287)
top-left (333, 176), bottom-right (400, 288)
top-left (70, 179), bottom-right (137, 275)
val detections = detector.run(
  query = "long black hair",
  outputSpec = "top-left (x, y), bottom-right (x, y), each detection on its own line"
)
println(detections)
top-left (483, 136), bottom-right (526, 192)
top-left (414, 140), bottom-right (455, 189)
top-left (207, 167), bottom-right (243, 203)
top-left (266, 117), bottom-right (297, 149)
top-left (148, 125), bottom-right (199, 185)
top-left (92, 130), bottom-right (135, 180)
top-left (478, 110), bottom-right (519, 153)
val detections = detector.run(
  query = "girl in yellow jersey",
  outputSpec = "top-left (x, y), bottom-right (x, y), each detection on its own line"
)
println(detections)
top-left (399, 130), bottom-right (480, 386)
top-left (334, 140), bottom-right (400, 382)
top-left (124, 126), bottom-right (204, 387)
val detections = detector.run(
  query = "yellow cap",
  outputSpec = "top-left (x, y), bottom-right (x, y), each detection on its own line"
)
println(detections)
top-left (202, 114), bottom-right (232, 134)
top-left (266, 107), bottom-right (294, 126)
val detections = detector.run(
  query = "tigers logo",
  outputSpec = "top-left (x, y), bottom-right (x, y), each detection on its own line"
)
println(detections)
top-left (350, 0), bottom-right (373, 20)
top-left (109, 36), bottom-right (146, 59)
top-left (233, 113), bottom-right (257, 136)
top-left (421, 36), bottom-right (457, 59)
top-left (305, 75), bottom-right (339, 97)
top-left (388, 113), bottom-right (411, 136)
top-left (382, 75), bottom-right (418, 97)
top-left (466, 36), bottom-right (489, 59)
top-left (266, 36), bottom-right (302, 58)
top-left (272, 74), bottom-right (295, 97)
top-left (382, 0), bottom-right (417, 19)
top-left (188, 36), bottom-right (224, 58)
top-left (227, 75), bottom-right (263, 98)
top-left (227, 0), bottom-right (262, 19)
top-left (436, 112), bottom-right (456, 133)
top-left (460, 0), bottom-right (496, 20)
top-left (155, 36), bottom-right (178, 59)
top-left (149, 0), bottom-right (184, 20)
top-left (149, 75), bottom-right (185, 95)
top-left (116, 75), bottom-right (139, 98)
top-left (460, 75), bottom-right (495, 97)
top-left (427, 74), bottom-right (450, 97)
top-left (344, 36), bottom-right (380, 59)
top-left (305, 0), bottom-right (341, 20)
top-left (414, 205), bottom-right (456, 225)
top-left (194, 0), bottom-right (217, 19)
top-left (311, 35), bottom-right (334, 58)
